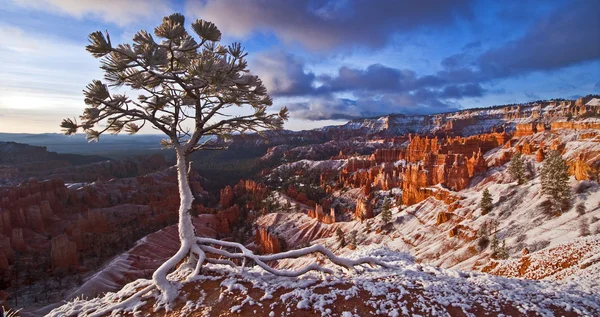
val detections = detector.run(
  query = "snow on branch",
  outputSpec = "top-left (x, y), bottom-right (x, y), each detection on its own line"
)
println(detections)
top-left (196, 237), bottom-right (392, 278)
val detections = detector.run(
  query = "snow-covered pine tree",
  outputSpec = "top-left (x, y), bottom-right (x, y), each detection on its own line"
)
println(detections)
top-left (348, 230), bottom-right (357, 248)
top-left (579, 218), bottom-right (590, 237)
top-left (365, 220), bottom-right (372, 232)
top-left (61, 14), bottom-right (390, 306)
top-left (380, 197), bottom-right (392, 227)
top-left (541, 150), bottom-right (571, 215)
top-left (498, 240), bottom-right (509, 260)
top-left (508, 152), bottom-right (527, 184)
top-left (336, 228), bottom-right (346, 247)
top-left (490, 234), bottom-right (499, 257)
top-left (576, 203), bottom-right (586, 216)
top-left (479, 188), bottom-right (493, 215)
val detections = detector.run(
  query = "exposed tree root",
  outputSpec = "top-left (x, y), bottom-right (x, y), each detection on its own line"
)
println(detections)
top-left (97, 236), bottom-right (394, 315)
top-left (195, 237), bottom-right (392, 277)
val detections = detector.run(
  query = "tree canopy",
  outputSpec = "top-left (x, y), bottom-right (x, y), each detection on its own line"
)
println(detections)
top-left (61, 13), bottom-right (288, 155)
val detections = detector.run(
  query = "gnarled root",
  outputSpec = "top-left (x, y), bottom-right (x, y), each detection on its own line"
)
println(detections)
top-left (195, 237), bottom-right (392, 277)
top-left (92, 236), bottom-right (392, 315)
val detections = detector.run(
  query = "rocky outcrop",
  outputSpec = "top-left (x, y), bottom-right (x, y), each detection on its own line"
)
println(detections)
top-left (0, 142), bottom-right (48, 164)
top-left (215, 205), bottom-right (240, 234)
top-left (515, 123), bottom-right (537, 137)
top-left (307, 204), bottom-right (335, 224)
top-left (11, 228), bottom-right (25, 251)
top-left (570, 154), bottom-right (591, 181)
top-left (336, 133), bottom-right (502, 207)
top-left (354, 198), bottom-right (374, 221)
top-left (371, 148), bottom-right (405, 163)
top-left (436, 212), bottom-right (453, 225)
top-left (50, 234), bottom-right (78, 269)
top-left (255, 227), bottom-right (282, 254)
top-left (0, 166), bottom-right (18, 181)
top-left (551, 121), bottom-right (600, 131)
top-left (536, 149), bottom-right (545, 162)
top-left (25, 205), bottom-right (44, 231)
top-left (219, 185), bottom-right (235, 208)
top-left (219, 179), bottom-right (268, 209)
top-left (0, 236), bottom-right (13, 264)
top-left (0, 209), bottom-right (11, 236)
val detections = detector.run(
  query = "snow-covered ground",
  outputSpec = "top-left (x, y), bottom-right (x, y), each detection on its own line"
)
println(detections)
top-left (47, 245), bottom-right (600, 316)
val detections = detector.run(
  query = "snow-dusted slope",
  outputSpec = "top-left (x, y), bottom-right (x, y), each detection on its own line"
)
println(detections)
top-left (22, 215), bottom-right (218, 317)
top-left (47, 246), bottom-right (600, 316)
top-left (255, 128), bottom-right (600, 284)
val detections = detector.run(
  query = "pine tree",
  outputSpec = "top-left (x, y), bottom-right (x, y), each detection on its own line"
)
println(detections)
top-left (365, 221), bottom-right (372, 232)
top-left (508, 152), bottom-right (527, 184)
top-left (477, 225), bottom-right (490, 251)
top-left (498, 240), bottom-right (509, 260)
top-left (541, 151), bottom-right (571, 215)
top-left (380, 197), bottom-right (392, 227)
top-left (490, 234), bottom-right (499, 257)
top-left (348, 230), bottom-right (357, 248)
top-left (579, 218), bottom-right (591, 237)
top-left (479, 188), bottom-right (493, 215)
top-left (335, 228), bottom-right (346, 247)
top-left (61, 13), bottom-right (288, 299)
top-left (576, 203), bottom-right (586, 216)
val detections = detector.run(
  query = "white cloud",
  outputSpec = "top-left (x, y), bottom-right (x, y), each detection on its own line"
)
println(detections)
top-left (0, 24), bottom-right (101, 133)
top-left (10, 0), bottom-right (173, 26)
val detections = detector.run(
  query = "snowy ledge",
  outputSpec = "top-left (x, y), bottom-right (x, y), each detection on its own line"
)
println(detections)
top-left (48, 246), bottom-right (600, 317)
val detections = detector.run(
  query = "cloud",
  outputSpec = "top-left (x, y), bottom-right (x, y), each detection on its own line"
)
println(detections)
top-left (287, 88), bottom-right (462, 121)
top-left (318, 64), bottom-right (423, 93)
top-left (524, 92), bottom-right (541, 100)
top-left (251, 51), bottom-right (316, 96)
top-left (440, 83), bottom-right (485, 99)
top-left (462, 40), bottom-right (481, 50)
top-left (253, 49), bottom-right (484, 120)
top-left (476, 0), bottom-right (599, 78)
top-left (432, 0), bottom-right (600, 88)
top-left (286, 98), bottom-right (363, 121)
top-left (253, 1), bottom-right (599, 122)
top-left (187, 0), bottom-right (473, 50)
top-left (0, 26), bottom-right (40, 53)
top-left (10, 0), bottom-right (172, 26)
top-left (0, 24), bottom-right (102, 133)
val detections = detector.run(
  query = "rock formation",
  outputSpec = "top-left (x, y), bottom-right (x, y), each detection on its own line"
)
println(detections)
top-left (50, 234), bottom-right (78, 269)
top-left (307, 204), bottom-right (335, 224)
top-left (219, 185), bottom-right (235, 208)
top-left (354, 198), bottom-right (374, 221)
top-left (255, 227), bottom-right (282, 254)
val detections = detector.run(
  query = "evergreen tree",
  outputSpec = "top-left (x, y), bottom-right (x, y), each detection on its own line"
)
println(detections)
top-left (380, 198), bottom-right (392, 227)
top-left (477, 225), bottom-right (490, 251)
top-left (541, 151), bottom-right (571, 214)
top-left (498, 240), bottom-right (509, 260)
top-left (335, 228), bottom-right (346, 247)
top-left (576, 203), bottom-right (586, 216)
top-left (365, 221), bottom-right (372, 232)
top-left (61, 13), bottom-right (288, 298)
top-left (479, 188), bottom-right (493, 215)
top-left (348, 230), bottom-right (357, 248)
top-left (491, 234), bottom-right (499, 256)
top-left (579, 218), bottom-right (591, 237)
top-left (508, 152), bottom-right (527, 184)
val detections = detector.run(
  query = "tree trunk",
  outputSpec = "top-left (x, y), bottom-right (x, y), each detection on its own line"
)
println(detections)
top-left (175, 147), bottom-right (196, 243)
top-left (152, 146), bottom-right (195, 301)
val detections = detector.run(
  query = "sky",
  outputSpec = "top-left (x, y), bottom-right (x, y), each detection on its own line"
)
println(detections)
top-left (0, 0), bottom-right (599, 133)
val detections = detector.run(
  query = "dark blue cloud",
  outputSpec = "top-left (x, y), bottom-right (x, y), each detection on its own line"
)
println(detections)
top-left (317, 64), bottom-right (421, 93)
top-left (476, 0), bottom-right (600, 78)
top-left (201, 0), bottom-right (600, 120)
top-left (189, 0), bottom-right (475, 50)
